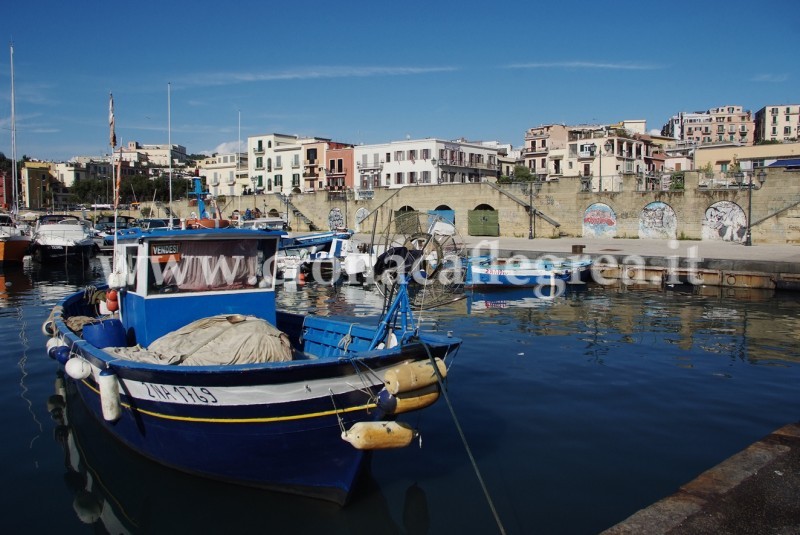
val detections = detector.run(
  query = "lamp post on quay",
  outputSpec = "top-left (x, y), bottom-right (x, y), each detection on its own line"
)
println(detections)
top-left (284, 192), bottom-right (292, 230)
top-left (431, 157), bottom-right (440, 184)
top-left (596, 140), bottom-right (612, 192)
top-left (528, 180), bottom-right (542, 239)
top-left (735, 170), bottom-right (767, 246)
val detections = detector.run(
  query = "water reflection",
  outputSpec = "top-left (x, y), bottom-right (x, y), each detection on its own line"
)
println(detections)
top-left (48, 374), bottom-right (431, 534)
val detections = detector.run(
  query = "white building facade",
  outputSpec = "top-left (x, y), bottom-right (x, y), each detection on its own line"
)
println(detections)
top-left (353, 138), bottom-right (499, 198)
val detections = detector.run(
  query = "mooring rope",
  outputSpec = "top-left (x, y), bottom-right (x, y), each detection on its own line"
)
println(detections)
top-left (422, 343), bottom-right (506, 535)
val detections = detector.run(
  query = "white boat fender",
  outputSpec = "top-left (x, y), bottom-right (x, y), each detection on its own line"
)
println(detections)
top-left (341, 421), bottom-right (417, 450)
top-left (98, 369), bottom-right (121, 421)
top-left (107, 270), bottom-right (125, 290)
top-left (65, 358), bottom-right (92, 381)
top-left (383, 357), bottom-right (447, 395)
top-left (41, 319), bottom-right (55, 336)
top-left (377, 384), bottom-right (440, 415)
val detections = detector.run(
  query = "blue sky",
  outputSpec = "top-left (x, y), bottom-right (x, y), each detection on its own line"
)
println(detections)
top-left (1, 0), bottom-right (797, 162)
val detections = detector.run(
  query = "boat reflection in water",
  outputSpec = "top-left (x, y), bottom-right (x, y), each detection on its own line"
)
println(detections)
top-left (48, 372), bottom-right (431, 533)
top-left (466, 283), bottom-right (588, 314)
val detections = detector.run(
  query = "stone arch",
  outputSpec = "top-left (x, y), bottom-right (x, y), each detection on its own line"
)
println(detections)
top-left (354, 207), bottom-right (370, 232)
top-left (639, 201), bottom-right (677, 239)
top-left (474, 203), bottom-right (495, 211)
top-left (702, 201), bottom-right (746, 242)
top-left (434, 204), bottom-right (454, 211)
top-left (583, 203), bottom-right (617, 238)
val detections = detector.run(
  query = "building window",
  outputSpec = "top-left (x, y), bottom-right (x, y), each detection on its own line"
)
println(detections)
top-left (275, 174), bottom-right (283, 186)
top-left (422, 148), bottom-right (430, 159)
top-left (256, 156), bottom-right (263, 169)
top-left (409, 171), bottom-right (417, 183)
top-left (292, 174), bottom-right (300, 187)
top-left (395, 172), bottom-right (404, 184)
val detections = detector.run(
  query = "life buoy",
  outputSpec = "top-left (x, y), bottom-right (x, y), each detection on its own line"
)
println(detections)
top-left (185, 218), bottom-right (231, 230)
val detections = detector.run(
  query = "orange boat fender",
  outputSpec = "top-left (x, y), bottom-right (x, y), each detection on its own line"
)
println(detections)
top-left (341, 421), bottom-right (417, 450)
top-left (383, 357), bottom-right (447, 395)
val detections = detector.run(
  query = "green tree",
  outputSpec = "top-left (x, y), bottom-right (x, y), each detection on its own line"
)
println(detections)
top-left (512, 165), bottom-right (534, 181)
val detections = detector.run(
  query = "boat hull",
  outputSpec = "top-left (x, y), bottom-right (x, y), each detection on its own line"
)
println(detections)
top-left (465, 257), bottom-right (592, 288)
top-left (30, 241), bottom-right (95, 263)
top-left (51, 289), bottom-right (457, 504)
top-left (0, 236), bottom-right (30, 263)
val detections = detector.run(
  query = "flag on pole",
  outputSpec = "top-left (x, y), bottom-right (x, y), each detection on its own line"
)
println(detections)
top-left (109, 93), bottom-right (117, 148)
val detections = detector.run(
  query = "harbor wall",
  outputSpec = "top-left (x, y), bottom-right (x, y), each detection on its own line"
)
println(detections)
top-left (141, 168), bottom-right (800, 245)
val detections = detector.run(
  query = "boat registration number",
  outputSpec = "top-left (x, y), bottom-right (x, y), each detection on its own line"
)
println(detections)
top-left (152, 243), bottom-right (179, 255)
top-left (483, 269), bottom-right (508, 275)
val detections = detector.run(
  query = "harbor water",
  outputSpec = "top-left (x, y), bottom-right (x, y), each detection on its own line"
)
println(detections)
top-left (2, 258), bottom-right (799, 534)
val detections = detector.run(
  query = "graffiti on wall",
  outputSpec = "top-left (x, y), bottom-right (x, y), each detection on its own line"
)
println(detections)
top-left (328, 207), bottom-right (344, 230)
top-left (354, 207), bottom-right (369, 232)
top-left (702, 201), bottom-right (746, 242)
top-left (639, 201), bottom-right (677, 239)
top-left (583, 203), bottom-right (617, 238)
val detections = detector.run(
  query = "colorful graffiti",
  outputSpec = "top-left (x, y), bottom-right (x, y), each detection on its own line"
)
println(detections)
top-left (702, 201), bottom-right (746, 242)
top-left (639, 201), bottom-right (677, 239)
top-left (583, 203), bottom-right (616, 238)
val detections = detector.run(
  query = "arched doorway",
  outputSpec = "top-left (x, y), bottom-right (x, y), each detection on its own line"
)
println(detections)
top-left (468, 203), bottom-right (498, 236)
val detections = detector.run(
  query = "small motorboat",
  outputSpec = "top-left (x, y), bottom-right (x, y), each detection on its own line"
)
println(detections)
top-left (465, 255), bottom-right (593, 290)
top-left (29, 214), bottom-right (97, 263)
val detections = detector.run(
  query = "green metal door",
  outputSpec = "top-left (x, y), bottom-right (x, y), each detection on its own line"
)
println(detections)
top-left (468, 209), bottom-right (499, 236)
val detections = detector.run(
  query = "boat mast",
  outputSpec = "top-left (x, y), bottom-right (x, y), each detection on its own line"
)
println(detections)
top-left (168, 82), bottom-right (173, 228)
top-left (9, 42), bottom-right (17, 213)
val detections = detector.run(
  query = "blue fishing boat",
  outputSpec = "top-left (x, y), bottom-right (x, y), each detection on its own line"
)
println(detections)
top-left (43, 191), bottom-right (461, 505)
top-left (464, 255), bottom-right (592, 289)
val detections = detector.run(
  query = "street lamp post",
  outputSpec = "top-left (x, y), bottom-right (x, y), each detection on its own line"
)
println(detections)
top-left (736, 170), bottom-right (767, 246)
top-left (597, 140), bottom-right (612, 192)
top-left (432, 157), bottom-right (440, 184)
top-left (528, 180), bottom-right (542, 239)
top-left (251, 177), bottom-right (258, 208)
top-left (284, 193), bottom-right (292, 230)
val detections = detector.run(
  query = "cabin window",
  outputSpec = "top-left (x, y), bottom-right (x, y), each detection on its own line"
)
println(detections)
top-left (148, 239), bottom-right (276, 293)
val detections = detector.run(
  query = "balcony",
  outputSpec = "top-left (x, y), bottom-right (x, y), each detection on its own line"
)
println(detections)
top-left (253, 146), bottom-right (265, 155)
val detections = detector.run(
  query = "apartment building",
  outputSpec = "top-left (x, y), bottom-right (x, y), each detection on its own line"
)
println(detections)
top-left (198, 152), bottom-right (248, 197)
top-left (661, 105), bottom-right (754, 146)
top-left (754, 104), bottom-right (800, 143)
top-left (524, 121), bottom-right (661, 192)
top-left (115, 141), bottom-right (188, 168)
top-left (352, 138), bottom-right (499, 197)
top-left (247, 133), bottom-right (353, 196)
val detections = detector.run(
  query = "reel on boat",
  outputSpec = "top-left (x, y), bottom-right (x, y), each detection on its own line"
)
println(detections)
top-left (372, 211), bottom-right (466, 310)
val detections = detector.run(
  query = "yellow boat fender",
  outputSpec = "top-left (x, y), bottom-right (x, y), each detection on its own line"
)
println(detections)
top-left (341, 421), bottom-right (417, 450)
top-left (377, 384), bottom-right (440, 415)
top-left (98, 369), bottom-right (121, 421)
top-left (383, 357), bottom-right (447, 395)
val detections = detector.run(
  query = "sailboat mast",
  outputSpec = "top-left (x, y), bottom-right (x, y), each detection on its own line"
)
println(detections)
top-left (9, 42), bottom-right (17, 212)
top-left (168, 82), bottom-right (173, 228)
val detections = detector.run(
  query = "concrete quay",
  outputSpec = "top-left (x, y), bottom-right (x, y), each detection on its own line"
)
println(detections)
top-left (461, 237), bottom-right (800, 291)
top-left (601, 423), bottom-right (800, 535)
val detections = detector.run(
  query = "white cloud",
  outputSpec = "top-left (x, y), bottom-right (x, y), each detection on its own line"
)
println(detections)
top-left (176, 65), bottom-right (458, 89)
top-left (750, 73), bottom-right (789, 83)
top-left (505, 61), bottom-right (662, 70)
